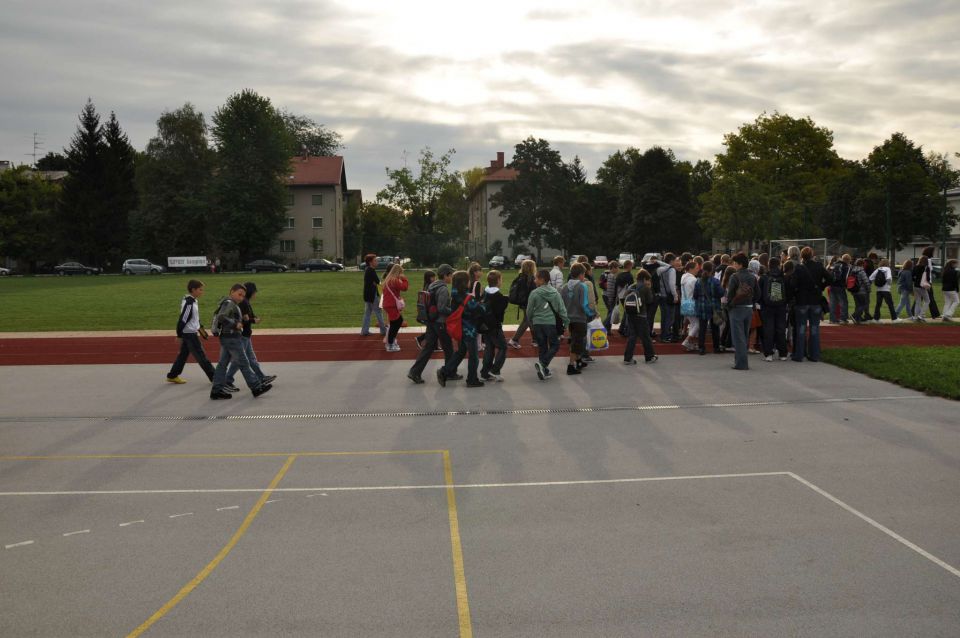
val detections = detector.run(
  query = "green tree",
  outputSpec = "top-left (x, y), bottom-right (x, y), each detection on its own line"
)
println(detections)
top-left (131, 103), bottom-right (215, 259)
top-left (280, 110), bottom-right (343, 156)
top-left (210, 90), bottom-right (291, 263)
top-left (35, 152), bottom-right (69, 171)
top-left (58, 99), bottom-right (107, 265)
top-left (342, 194), bottom-right (362, 263)
top-left (0, 166), bottom-right (60, 270)
top-left (359, 202), bottom-right (406, 255)
top-left (490, 137), bottom-right (571, 263)
top-left (376, 147), bottom-right (466, 264)
top-left (100, 111), bottom-right (137, 266)
top-left (700, 112), bottom-right (842, 243)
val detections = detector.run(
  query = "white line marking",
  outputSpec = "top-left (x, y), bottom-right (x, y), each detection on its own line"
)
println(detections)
top-left (216, 505), bottom-right (239, 511)
top-left (305, 493), bottom-right (328, 498)
top-left (788, 473), bottom-right (960, 579)
top-left (5, 540), bottom-right (34, 549)
top-left (264, 499), bottom-right (280, 504)
top-left (62, 529), bottom-right (90, 537)
top-left (118, 520), bottom-right (144, 527)
top-left (168, 512), bottom-right (193, 518)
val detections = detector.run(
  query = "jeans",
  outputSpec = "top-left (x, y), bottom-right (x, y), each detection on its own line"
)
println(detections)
top-left (728, 306), bottom-right (753, 369)
top-left (913, 288), bottom-right (930, 319)
top-left (409, 322), bottom-right (454, 378)
top-left (387, 316), bottom-right (403, 345)
top-left (697, 316), bottom-right (720, 353)
top-left (361, 297), bottom-right (386, 335)
top-left (660, 300), bottom-right (677, 340)
top-left (829, 287), bottom-right (848, 322)
top-left (761, 305), bottom-right (788, 357)
top-left (873, 291), bottom-right (896, 321)
top-left (792, 305), bottom-right (822, 362)
top-left (512, 309), bottom-right (531, 342)
top-left (532, 324), bottom-right (560, 369)
top-left (167, 332), bottom-right (215, 381)
top-left (225, 336), bottom-right (265, 385)
top-left (624, 315), bottom-right (655, 361)
top-left (445, 333), bottom-right (479, 382)
top-left (212, 336), bottom-right (262, 392)
top-left (852, 293), bottom-right (869, 322)
top-left (602, 297), bottom-right (616, 331)
top-left (895, 289), bottom-right (913, 318)
top-left (646, 297), bottom-right (659, 337)
top-left (943, 291), bottom-right (959, 318)
top-left (481, 327), bottom-right (507, 375)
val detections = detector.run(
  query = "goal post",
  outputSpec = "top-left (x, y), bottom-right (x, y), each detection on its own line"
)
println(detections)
top-left (767, 237), bottom-right (829, 260)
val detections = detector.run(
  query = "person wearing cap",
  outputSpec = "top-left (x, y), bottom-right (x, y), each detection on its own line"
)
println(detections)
top-left (360, 253), bottom-right (387, 337)
top-left (408, 264), bottom-right (457, 384)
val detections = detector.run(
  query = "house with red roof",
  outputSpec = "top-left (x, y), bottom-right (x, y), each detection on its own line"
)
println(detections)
top-left (277, 155), bottom-right (353, 264)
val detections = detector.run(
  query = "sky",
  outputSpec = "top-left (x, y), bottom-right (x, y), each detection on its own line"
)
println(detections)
top-left (1, 0), bottom-right (958, 199)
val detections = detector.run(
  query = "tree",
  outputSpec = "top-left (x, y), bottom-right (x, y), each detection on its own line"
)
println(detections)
top-left (210, 90), bottom-right (291, 263)
top-left (35, 152), bottom-right (69, 171)
top-left (280, 110), bottom-right (343, 156)
top-left (0, 166), bottom-right (60, 270)
top-left (58, 99), bottom-right (107, 265)
top-left (376, 147), bottom-right (467, 265)
top-left (342, 194), bottom-right (362, 263)
top-left (359, 203), bottom-right (407, 255)
top-left (100, 111), bottom-right (137, 266)
top-left (131, 103), bottom-right (215, 259)
top-left (490, 137), bottom-right (571, 263)
top-left (699, 112), bottom-right (842, 243)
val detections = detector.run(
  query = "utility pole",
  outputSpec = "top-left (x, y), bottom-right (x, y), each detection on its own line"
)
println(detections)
top-left (24, 132), bottom-right (43, 166)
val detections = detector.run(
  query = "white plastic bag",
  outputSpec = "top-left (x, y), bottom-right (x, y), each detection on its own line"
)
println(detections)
top-left (587, 318), bottom-right (609, 351)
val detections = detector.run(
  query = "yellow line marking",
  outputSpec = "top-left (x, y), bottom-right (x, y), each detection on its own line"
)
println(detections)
top-left (443, 450), bottom-right (473, 637)
top-left (125, 454), bottom-right (298, 638)
top-left (0, 450), bottom-right (443, 461)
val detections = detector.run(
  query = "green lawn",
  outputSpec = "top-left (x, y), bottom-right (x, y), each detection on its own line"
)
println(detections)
top-left (0, 270), bottom-right (526, 332)
top-left (822, 346), bottom-right (960, 400)
top-left (0, 270), bottom-right (953, 332)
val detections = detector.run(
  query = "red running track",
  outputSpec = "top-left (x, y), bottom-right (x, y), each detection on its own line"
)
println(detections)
top-left (0, 325), bottom-right (957, 366)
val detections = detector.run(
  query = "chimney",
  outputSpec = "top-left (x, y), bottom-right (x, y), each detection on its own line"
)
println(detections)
top-left (497, 152), bottom-right (504, 167)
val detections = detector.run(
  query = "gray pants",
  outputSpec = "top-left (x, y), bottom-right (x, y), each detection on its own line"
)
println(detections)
top-left (212, 336), bottom-right (262, 393)
top-left (361, 298), bottom-right (386, 335)
top-left (728, 306), bottom-right (753, 370)
top-left (225, 336), bottom-right (265, 385)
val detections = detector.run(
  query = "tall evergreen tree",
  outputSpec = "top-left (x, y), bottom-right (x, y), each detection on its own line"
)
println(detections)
top-left (0, 166), bottom-right (60, 270)
top-left (101, 111), bottom-right (137, 266)
top-left (210, 90), bottom-right (291, 263)
top-left (59, 99), bottom-right (106, 264)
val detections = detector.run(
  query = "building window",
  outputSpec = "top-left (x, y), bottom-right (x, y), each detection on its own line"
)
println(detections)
top-left (286, 217), bottom-right (295, 229)
top-left (286, 192), bottom-right (294, 206)
top-left (311, 194), bottom-right (323, 206)
top-left (311, 239), bottom-right (324, 255)
top-left (312, 217), bottom-right (323, 229)
top-left (279, 240), bottom-right (295, 253)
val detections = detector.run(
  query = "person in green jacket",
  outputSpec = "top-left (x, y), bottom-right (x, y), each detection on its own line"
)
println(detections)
top-left (526, 269), bottom-right (569, 380)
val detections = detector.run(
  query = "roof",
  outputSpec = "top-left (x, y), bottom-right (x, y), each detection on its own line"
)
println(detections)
top-left (287, 156), bottom-right (347, 189)
top-left (483, 166), bottom-right (519, 182)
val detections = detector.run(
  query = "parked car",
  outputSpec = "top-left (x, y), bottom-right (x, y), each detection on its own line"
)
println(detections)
top-left (488, 255), bottom-right (506, 269)
top-left (245, 259), bottom-right (287, 273)
top-left (593, 256), bottom-right (608, 268)
top-left (54, 262), bottom-right (101, 276)
top-left (361, 256), bottom-right (399, 271)
top-left (514, 254), bottom-right (532, 268)
top-left (122, 258), bottom-right (164, 275)
top-left (617, 252), bottom-right (635, 264)
top-left (0, 266), bottom-right (11, 276)
top-left (930, 258), bottom-right (942, 280)
top-left (641, 252), bottom-right (662, 264)
top-left (302, 258), bottom-right (343, 272)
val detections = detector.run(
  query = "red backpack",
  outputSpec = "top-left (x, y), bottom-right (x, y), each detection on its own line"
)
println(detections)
top-left (445, 294), bottom-right (472, 341)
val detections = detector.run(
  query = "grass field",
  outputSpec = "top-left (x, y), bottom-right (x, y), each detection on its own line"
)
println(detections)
top-left (822, 346), bottom-right (960, 400)
top-left (0, 270), bottom-right (954, 332)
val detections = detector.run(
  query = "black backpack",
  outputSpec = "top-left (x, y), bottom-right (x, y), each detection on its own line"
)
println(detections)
top-left (508, 276), bottom-right (523, 305)
top-left (623, 287), bottom-right (643, 315)
top-left (763, 273), bottom-right (785, 306)
top-left (874, 268), bottom-right (887, 288)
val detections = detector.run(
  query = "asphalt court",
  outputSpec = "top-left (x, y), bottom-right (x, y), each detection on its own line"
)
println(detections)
top-left (2, 358), bottom-right (960, 636)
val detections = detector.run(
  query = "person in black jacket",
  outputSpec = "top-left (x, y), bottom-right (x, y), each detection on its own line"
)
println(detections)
top-left (942, 259), bottom-right (958, 321)
top-left (921, 246), bottom-right (941, 318)
top-left (360, 253), bottom-right (386, 337)
top-left (166, 279), bottom-right (215, 384)
top-left (223, 282), bottom-right (276, 391)
top-left (791, 246), bottom-right (832, 362)
top-left (480, 270), bottom-right (510, 381)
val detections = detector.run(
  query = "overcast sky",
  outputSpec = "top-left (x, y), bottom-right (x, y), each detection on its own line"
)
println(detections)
top-left (2, 0), bottom-right (958, 198)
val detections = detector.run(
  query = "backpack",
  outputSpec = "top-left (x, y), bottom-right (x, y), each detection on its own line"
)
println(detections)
top-left (415, 289), bottom-right (433, 324)
top-left (731, 275), bottom-right (756, 306)
top-left (830, 262), bottom-right (845, 288)
top-left (764, 273), bottom-right (785, 305)
top-left (445, 294), bottom-right (472, 341)
top-left (874, 268), bottom-right (887, 288)
top-left (623, 287), bottom-right (643, 316)
top-left (210, 298), bottom-right (231, 337)
top-left (599, 272), bottom-right (608, 290)
top-left (475, 293), bottom-right (493, 334)
top-left (508, 276), bottom-right (523, 305)
top-left (846, 272), bottom-right (859, 292)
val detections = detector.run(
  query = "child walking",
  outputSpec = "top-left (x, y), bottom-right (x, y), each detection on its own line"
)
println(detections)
top-left (480, 270), bottom-right (509, 382)
top-left (166, 279), bottom-right (216, 384)
top-left (224, 281), bottom-right (277, 392)
top-left (210, 284), bottom-right (273, 400)
top-left (527, 268), bottom-right (569, 380)
top-left (622, 269), bottom-right (657, 364)
top-left (381, 264), bottom-right (409, 352)
top-left (438, 270), bottom-right (485, 388)
top-left (560, 263), bottom-right (593, 375)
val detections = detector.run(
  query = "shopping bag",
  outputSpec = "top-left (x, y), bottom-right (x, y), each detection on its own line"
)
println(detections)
top-left (587, 318), bottom-right (609, 351)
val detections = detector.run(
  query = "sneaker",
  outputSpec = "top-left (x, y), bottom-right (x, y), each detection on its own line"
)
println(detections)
top-left (260, 375), bottom-right (277, 385)
top-left (224, 384), bottom-right (240, 393)
top-left (544, 367), bottom-right (553, 378)
top-left (210, 391), bottom-right (232, 400)
top-left (251, 383), bottom-right (272, 398)
top-left (748, 348), bottom-right (760, 355)
top-left (480, 373), bottom-right (495, 382)
top-left (645, 356), bottom-right (658, 364)
top-left (488, 373), bottom-right (504, 382)
top-left (623, 359), bottom-right (638, 365)
top-left (507, 339), bottom-right (522, 349)
top-left (407, 372), bottom-right (424, 384)
top-left (448, 373), bottom-right (464, 381)
top-left (567, 364), bottom-right (581, 375)
top-left (576, 360), bottom-right (587, 369)
top-left (466, 379), bottom-right (485, 388)
top-left (778, 356), bottom-right (789, 361)
top-left (436, 369), bottom-right (447, 387)
top-left (582, 355), bottom-right (595, 363)
top-left (416, 338), bottom-right (425, 350)
top-left (166, 376), bottom-right (186, 384)
top-left (535, 362), bottom-right (545, 380)
top-left (763, 355), bottom-right (774, 362)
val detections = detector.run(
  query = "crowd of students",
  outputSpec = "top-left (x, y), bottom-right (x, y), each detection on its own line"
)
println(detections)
top-left (163, 246), bottom-right (957, 395)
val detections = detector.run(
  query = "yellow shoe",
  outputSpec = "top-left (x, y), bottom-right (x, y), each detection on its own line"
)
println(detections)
top-left (166, 376), bottom-right (187, 384)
